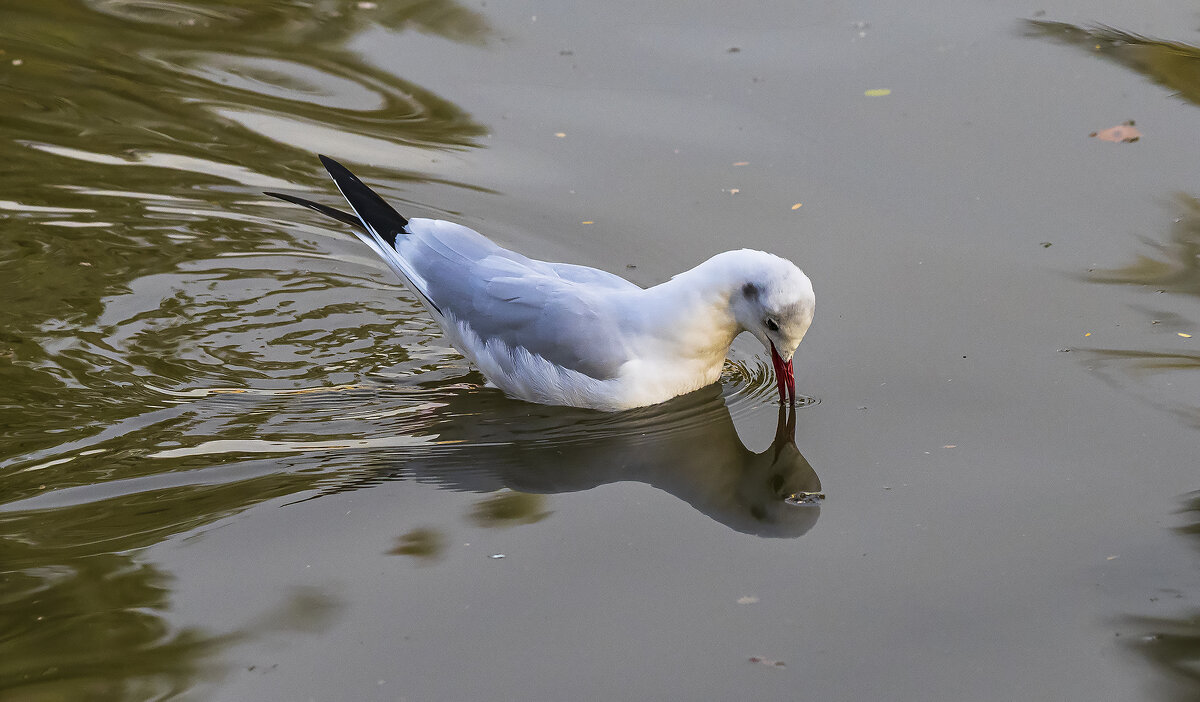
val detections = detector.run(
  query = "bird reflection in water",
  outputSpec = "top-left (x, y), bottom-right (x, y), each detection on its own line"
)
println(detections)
top-left (332, 383), bottom-right (823, 539)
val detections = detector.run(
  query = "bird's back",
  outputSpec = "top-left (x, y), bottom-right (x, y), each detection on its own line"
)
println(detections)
top-left (397, 218), bottom-right (642, 387)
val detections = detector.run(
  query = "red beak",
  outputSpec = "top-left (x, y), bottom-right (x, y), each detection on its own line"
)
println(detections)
top-left (769, 342), bottom-right (795, 406)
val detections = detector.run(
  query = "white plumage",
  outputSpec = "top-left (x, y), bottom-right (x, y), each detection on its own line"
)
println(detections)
top-left (267, 156), bottom-right (815, 411)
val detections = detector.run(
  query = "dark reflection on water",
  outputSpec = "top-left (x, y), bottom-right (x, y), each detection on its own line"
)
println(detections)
top-left (1084, 195), bottom-right (1200, 297)
top-left (470, 492), bottom-right (554, 528)
top-left (1025, 21), bottom-right (1200, 107)
top-left (1042, 19), bottom-right (1200, 430)
top-left (0, 0), bottom-right (825, 697)
top-left (0, 0), bottom-right (491, 474)
top-left (0, 549), bottom-right (222, 700)
top-left (0, 483), bottom-right (342, 700)
top-left (1073, 197), bottom-right (1200, 427)
top-left (1026, 24), bottom-right (1200, 696)
top-left (3, 379), bottom-right (820, 535)
top-left (388, 526), bottom-right (447, 563)
top-left (1036, 21), bottom-right (1200, 428)
top-left (1034, 22), bottom-right (1200, 696)
top-left (1118, 492), bottom-right (1200, 702)
top-left (1083, 349), bottom-right (1200, 430)
top-left (0, 373), bottom-right (819, 693)
top-left (313, 384), bottom-right (823, 538)
top-left (0, 0), bottom-right (491, 696)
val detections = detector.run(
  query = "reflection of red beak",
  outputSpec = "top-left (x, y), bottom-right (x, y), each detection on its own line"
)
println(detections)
top-left (769, 342), bottom-right (795, 406)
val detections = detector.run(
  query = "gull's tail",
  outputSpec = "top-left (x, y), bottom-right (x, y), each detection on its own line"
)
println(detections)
top-left (266, 155), bottom-right (440, 315)
top-left (262, 190), bottom-right (364, 231)
top-left (314, 154), bottom-right (408, 248)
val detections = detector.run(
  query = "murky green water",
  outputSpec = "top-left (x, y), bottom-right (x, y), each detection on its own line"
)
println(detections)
top-left (4, 1), bottom-right (1200, 700)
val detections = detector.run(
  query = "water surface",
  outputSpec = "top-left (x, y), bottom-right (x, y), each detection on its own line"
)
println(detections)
top-left (4, 1), bottom-right (1200, 700)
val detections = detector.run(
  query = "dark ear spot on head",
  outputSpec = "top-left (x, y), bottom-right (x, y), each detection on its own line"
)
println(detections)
top-left (742, 283), bottom-right (759, 300)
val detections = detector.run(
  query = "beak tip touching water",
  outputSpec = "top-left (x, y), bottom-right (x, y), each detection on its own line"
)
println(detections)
top-left (769, 343), bottom-right (796, 407)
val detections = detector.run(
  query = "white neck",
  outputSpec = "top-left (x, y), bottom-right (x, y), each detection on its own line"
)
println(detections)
top-left (618, 252), bottom-right (753, 399)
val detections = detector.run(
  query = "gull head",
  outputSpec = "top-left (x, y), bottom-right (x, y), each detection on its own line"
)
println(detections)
top-left (730, 252), bottom-right (815, 404)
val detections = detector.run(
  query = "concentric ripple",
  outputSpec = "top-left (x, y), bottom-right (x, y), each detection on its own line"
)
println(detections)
top-left (84, 0), bottom-right (246, 28)
top-left (0, 0), bottom-right (821, 549)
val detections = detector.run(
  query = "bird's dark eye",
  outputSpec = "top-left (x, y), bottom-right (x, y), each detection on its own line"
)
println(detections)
top-left (765, 318), bottom-right (779, 332)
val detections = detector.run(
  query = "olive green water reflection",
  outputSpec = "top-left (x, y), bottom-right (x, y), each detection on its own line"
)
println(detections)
top-left (1119, 493), bottom-right (1200, 702)
top-left (1025, 22), bottom-right (1200, 108)
top-left (7, 2), bottom-right (1200, 701)
top-left (0, 0), bottom-right (492, 696)
top-left (1026, 23), bottom-right (1200, 699)
top-left (1, 379), bottom-right (819, 696)
top-left (1, 0), bottom-right (491, 477)
top-left (1074, 196), bottom-right (1200, 429)
top-left (0, 3), bottom-right (817, 686)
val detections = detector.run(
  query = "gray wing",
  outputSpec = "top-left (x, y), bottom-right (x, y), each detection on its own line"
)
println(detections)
top-left (543, 261), bottom-right (643, 292)
top-left (398, 219), bottom-right (637, 380)
top-left (290, 159), bottom-right (637, 378)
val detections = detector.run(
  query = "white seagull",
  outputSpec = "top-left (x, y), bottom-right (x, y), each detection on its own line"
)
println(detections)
top-left (266, 156), bottom-right (815, 412)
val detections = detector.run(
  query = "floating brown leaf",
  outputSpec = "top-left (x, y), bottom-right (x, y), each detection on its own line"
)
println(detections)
top-left (1090, 121), bottom-right (1141, 143)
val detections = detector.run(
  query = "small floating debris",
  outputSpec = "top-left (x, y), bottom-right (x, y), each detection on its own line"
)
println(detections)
top-left (1179, 333), bottom-right (1192, 338)
top-left (737, 596), bottom-right (759, 604)
top-left (864, 88), bottom-right (891, 97)
top-left (1090, 121), bottom-right (1140, 143)
top-left (490, 553), bottom-right (506, 559)
top-left (785, 491), bottom-right (825, 506)
top-left (748, 656), bottom-right (787, 668)
top-left (791, 203), bottom-right (803, 210)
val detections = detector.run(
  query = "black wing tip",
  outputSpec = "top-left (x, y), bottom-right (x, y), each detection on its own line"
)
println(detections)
top-left (263, 190), bottom-right (365, 231)
top-left (295, 157), bottom-right (436, 314)
top-left (264, 190), bottom-right (310, 205)
top-left (318, 154), bottom-right (358, 183)
top-left (315, 154), bottom-right (408, 244)
top-left (318, 154), bottom-right (369, 196)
